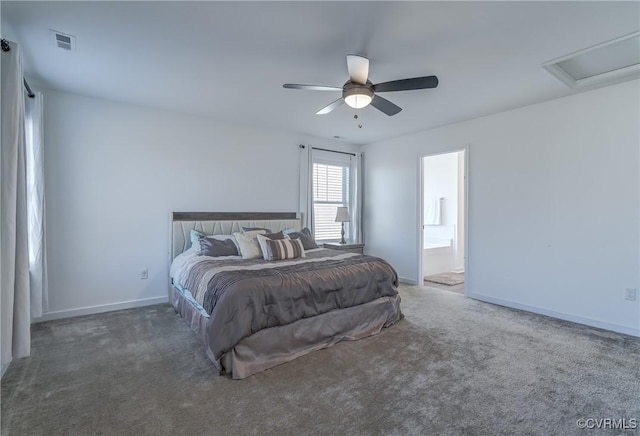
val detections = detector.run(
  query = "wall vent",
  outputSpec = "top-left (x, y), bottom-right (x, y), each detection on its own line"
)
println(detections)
top-left (542, 31), bottom-right (640, 88)
top-left (50, 30), bottom-right (76, 52)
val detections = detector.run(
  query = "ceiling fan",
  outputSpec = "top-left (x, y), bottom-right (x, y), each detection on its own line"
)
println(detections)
top-left (283, 54), bottom-right (438, 116)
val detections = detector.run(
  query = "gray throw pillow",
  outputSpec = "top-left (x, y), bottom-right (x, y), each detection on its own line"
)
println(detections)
top-left (262, 231), bottom-right (286, 240)
top-left (288, 227), bottom-right (318, 250)
top-left (199, 237), bottom-right (239, 257)
top-left (242, 226), bottom-right (271, 233)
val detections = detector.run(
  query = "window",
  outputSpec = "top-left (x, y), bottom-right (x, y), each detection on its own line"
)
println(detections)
top-left (313, 160), bottom-right (350, 241)
top-left (300, 146), bottom-right (361, 244)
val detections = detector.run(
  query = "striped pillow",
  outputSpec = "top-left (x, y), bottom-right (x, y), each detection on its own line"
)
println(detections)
top-left (256, 232), bottom-right (286, 259)
top-left (264, 238), bottom-right (305, 261)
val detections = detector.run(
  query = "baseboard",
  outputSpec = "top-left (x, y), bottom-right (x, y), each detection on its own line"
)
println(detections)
top-left (467, 291), bottom-right (640, 338)
top-left (1, 362), bottom-right (10, 379)
top-left (32, 296), bottom-right (169, 323)
top-left (399, 276), bottom-right (417, 285)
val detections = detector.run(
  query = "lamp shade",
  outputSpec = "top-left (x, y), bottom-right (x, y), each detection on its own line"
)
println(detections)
top-left (335, 207), bottom-right (351, 223)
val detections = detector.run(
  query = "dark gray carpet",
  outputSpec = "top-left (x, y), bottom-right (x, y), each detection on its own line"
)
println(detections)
top-left (2, 286), bottom-right (639, 436)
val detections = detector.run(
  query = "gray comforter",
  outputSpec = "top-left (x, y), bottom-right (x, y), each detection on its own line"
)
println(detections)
top-left (181, 249), bottom-right (400, 361)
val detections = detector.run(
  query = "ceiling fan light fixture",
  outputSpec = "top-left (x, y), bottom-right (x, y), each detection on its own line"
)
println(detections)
top-left (343, 86), bottom-right (374, 109)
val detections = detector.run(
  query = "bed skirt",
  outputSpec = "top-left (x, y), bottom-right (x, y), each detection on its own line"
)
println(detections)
top-left (172, 286), bottom-right (402, 379)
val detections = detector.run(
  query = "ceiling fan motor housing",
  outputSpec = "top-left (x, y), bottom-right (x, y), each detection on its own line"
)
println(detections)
top-left (343, 81), bottom-right (375, 108)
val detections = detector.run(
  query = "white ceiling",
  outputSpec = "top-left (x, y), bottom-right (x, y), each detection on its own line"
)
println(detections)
top-left (2, 1), bottom-right (639, 144)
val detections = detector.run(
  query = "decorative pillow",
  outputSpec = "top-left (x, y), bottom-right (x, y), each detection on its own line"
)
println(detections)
top-left (233, 230), bottom-right (267, 259)
top-left (287, 227), bottom-right (319, 250)
top-left (242, 226), bottom-right (270, 233)
top-left (256, 232), bottom-right (286, 260)
top-left (190, 229), bottom-right (238, 250)
top-left (199, 237), bottom-right (239, 257)
top-left (190, 229), bottom-right (205, 248)
top-left (262, 231), bottom-right (286, 240)
top-left (264, 238), bottom-right (305, 261)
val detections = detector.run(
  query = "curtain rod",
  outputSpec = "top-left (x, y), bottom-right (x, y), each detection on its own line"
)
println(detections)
top-left (299, 144), bottom-right (356, 157)
top-left (1, 38), bottom-right (35, 99)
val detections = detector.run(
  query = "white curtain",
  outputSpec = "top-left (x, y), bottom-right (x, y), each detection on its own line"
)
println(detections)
top-left (1, 40), bottom-right (31, 372)
top-left (298, 144), bottom-right (314, 230)
top-left (350, 152), bottom-right (364, 243)
top-left (25, 91), bottom-right (48, 318)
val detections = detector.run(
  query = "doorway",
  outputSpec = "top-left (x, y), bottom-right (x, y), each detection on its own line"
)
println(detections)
top-left (419, 149), bottom-right (468, 295)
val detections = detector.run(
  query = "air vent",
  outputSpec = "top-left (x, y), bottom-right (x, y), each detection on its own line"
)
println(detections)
top-left (50, 30), bottom-right (76, 52)
top-left (542, 31), bottom-right (640, 88)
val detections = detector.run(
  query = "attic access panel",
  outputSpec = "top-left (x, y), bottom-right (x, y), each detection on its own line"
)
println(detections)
top-left (542, 32), bottom-right (640, 88)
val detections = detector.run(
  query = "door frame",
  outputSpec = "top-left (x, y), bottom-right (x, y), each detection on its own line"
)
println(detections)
top-left (417, 145), bottom-right (470, 295)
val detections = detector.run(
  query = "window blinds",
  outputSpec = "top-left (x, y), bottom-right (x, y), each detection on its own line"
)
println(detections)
top-left (312, 157), bottom-right (350, 241)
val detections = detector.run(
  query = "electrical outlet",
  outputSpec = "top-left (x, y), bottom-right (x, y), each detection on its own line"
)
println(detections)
top-left (140, 268), bottom-right (148, 280)
top-left (625, 288), bottom-right (637, 301)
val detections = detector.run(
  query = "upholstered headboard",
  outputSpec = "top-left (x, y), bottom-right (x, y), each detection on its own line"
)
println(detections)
top-left (170, 212), bottom-right (302, 260)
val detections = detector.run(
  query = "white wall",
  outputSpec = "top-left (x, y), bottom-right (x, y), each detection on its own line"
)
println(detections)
top-left (364, 80), bottom-right (640, 336)
top-left (40, 89), bottom-right (358, 320)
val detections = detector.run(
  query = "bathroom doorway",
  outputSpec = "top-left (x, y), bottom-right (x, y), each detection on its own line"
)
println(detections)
top-left (418, 149), bottom-right (468, 295)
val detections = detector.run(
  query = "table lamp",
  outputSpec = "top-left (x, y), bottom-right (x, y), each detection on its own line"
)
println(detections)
top-left (335, 207), bottom-right (350, 244)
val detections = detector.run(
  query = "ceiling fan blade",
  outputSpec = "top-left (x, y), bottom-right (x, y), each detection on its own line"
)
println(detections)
top-left (283, 84), bottom-right (342, 91)
top-left (373, 76), bottom-right (439, 92)
top-left (316, 98), bottom-right (345, 115)
top-left (346, 54), bottom-right (369, 85)
top-left (370, 95), bottom-right (402, 116)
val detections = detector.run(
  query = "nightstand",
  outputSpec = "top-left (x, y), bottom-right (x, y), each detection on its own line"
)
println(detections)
top-left (323, 242), bottom-right (365, 255)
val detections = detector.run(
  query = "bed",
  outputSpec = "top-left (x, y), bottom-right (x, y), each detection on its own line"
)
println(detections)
top-left (169, 212), bottom-right (403, 379)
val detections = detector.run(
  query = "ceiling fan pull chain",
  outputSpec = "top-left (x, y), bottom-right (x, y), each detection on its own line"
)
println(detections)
top-left (353, 113), bottom-right (363, 129)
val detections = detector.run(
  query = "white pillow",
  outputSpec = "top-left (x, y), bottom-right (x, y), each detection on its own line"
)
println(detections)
top-left (233, 230), bottom-right (266, 259)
